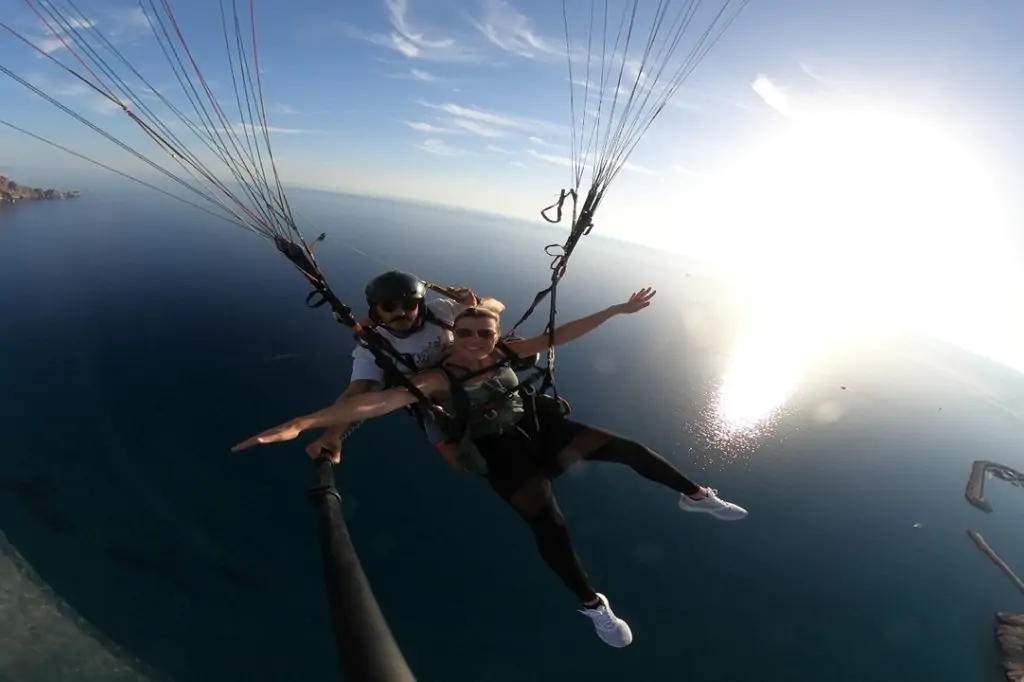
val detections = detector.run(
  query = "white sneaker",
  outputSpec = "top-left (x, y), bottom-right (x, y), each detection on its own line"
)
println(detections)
top-left (679, 488), bottom-right (748, 521)
top-left (580, 593), bottom-right (633, 648)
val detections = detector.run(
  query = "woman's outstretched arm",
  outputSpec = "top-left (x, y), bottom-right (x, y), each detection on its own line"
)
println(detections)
top-left (505, 287), bottom-right (656, 358)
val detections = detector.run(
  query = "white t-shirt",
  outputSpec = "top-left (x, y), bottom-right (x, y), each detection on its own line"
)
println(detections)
top-left (348, 297), bottom-right (463, 385)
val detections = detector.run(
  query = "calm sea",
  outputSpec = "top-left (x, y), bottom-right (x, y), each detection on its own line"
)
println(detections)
top-left (1, 186), bottom-right (1022, 682)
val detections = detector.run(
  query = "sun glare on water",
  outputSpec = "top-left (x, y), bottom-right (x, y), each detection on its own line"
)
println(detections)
top-left (680, 105), bottom-right (1020, 437)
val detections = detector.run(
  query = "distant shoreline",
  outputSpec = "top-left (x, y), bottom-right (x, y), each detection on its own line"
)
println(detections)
top-left (0, 173), bottom-right (81, 204)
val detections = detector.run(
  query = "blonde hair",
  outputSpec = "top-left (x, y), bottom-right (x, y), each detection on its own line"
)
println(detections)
top-left (454, 305), bottom-right (501, 326)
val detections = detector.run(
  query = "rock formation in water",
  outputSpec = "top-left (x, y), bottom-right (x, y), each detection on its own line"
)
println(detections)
top-left (997, 613), bottom-right (1024, 682)
top-left (0, 173), bottom-right (81, 204)
top-left (965, 460), bottom-right (1023, 513)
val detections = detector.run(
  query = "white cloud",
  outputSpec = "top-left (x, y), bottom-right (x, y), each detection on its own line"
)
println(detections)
top-left (419, 101), bottom-right (564, 136)
top-left (388, 67), bottom-right (445, 82)
top-left (30, 16), bottom-right (95, 55)
top-left (471, 0), bottom-right (561, 60)
top-left (528, 136), bottom-right (561, 149)
top-left (449, 118), bottom-right (505, 137)
top-left (350, 0), bottom-right (480, 62)
top-left (51, 82), bottom-right (92, 98)
top-left (670, 85), bottom-right (763, 115)
top-left (486, 145), bottom-right (515, 154)
top-left (527, 148), bottom-right (653, 175)
top-left (403, 117), bottom-right (505, 138)
top-left (419, 138), bottom-right (469, 156)
top-left (90, 96), bottom-right (128, 116)
top-left (621, 161), bottom-right (655, 176)
top-left (28, 7), bottom-right (159, 58)
top-left (410, 68), bottom-right (438, 82)
top-left (125, 7), bottom-right (152, 28)
top-left (21, 72), bottom-right (119, 117)
top-left (272, 103), bottom-right (299, 115)
top-left (34, 37), bottom-right (70, 55)
top-left (751, 74), bottom-right (791, 116)
top-left (214, 123), bottom-right (329, 135)
top-left (403, 120), bottom-right (458, 134)
top-left (527, 149), bottom-right (573, 167)
top-left (570, 76), bottom-right (653, 107)
top-left (66, 18), bottom-right (95, 30)
top-left (263, 125), bottom-right (322, 135)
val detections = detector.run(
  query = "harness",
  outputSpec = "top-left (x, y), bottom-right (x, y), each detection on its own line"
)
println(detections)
top-left (439, 341), bottom-right (572, 445)
top-left (360, 306), bottom-right (454, 433)
top-left (356, 294), bottom-right (566, 446)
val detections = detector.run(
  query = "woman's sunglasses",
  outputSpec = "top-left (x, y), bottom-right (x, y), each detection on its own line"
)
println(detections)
top-left (454, 327), bottom-right (497, 339)
top-left (378, 299), bottom-right (420, 314)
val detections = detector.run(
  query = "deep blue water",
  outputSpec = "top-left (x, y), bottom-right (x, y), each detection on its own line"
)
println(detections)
top-left (1, 187), bottom-right (1023, 682)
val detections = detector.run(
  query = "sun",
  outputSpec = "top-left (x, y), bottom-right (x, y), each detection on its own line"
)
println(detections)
top-left (677, 104), bottom-right (1021, 434)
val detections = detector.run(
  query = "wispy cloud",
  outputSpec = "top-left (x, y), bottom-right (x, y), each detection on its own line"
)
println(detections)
top-left (751, 74), bottom-right (791, 116)
top-left (471, 0), bottom-right (561, 60)
top-left (350, 0), bottom-right (479, 62)
top-left (411, 68), bottom-right (439, 82)
top-left (418, 138), bottom-right (470, 156)
top-left (798, 62), bottom-right (862, 101)
top-left (622, 161), bottom-right (655, 175)
top-left (486, 144), bottom-right (515, 154)
top-left (449, 118), bottom-right (505, 137)
top-left (124, 7), bottom-right (152, 28)
top-left (29, 7), bottom-right (157, 57)
top-left (216, 123), bottom-right (330, 136)
top-left (569, 77), bottom-right (638, 103)
top-left (272, 103), bottom-right (299, 115)
top-left (403, 120), bottom-right (459, 134)
top-left (527, 148), bottom-right (654, 175)
top-left (528, 136), bottom-right (560, 149)
top-left (419, 101), bottom-right (564, 136)
top-left (670, 85), bottom-right (763, 115)
top-left (21, 71), bottom-right (127, 115)
top-left (34, 36), bottom-right (69, 54)
top-left (255, 125), bottom-right (327, 135)
top-left (388, 67), bottom-right (444, 82)
top-left (90, 96), bottom-right (129, 116)
top-left (403, 116), bottom-right (506, 138)
top-left (527, 149), bottom-right (572, 167)
top-left (31, 17), bottom-right (95, 54)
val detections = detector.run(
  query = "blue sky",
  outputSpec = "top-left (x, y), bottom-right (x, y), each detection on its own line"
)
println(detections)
top-left (3, 0), bottom-right (1024, 372)
top-left (2, 0), bottom-right (1020, 226)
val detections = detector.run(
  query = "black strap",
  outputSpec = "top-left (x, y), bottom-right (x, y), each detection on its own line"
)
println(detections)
top-left (436, 341), bottom-right (556, 436)
top-left (501, 185), bottom-right (602, 408)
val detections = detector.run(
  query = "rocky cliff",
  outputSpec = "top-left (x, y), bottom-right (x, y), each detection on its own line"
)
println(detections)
top-left (0, 174), bottom-right (81, 204)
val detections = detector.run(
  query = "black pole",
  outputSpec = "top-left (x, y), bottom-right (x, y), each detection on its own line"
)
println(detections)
top-left (308, 458), bottom-right (416, 682)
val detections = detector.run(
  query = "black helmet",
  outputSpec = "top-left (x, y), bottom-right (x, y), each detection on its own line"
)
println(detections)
top-left (365, 270), bottom-right (426, 307)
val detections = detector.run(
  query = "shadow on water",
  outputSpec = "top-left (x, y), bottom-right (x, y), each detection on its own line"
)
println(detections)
top-left (0, 476), bottom-right (76, 535)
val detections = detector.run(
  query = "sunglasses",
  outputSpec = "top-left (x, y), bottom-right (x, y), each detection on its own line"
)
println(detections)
top-left (454, 327), bottom-right (497, 339)
top-left (378, 299), bottom-right (420, 314)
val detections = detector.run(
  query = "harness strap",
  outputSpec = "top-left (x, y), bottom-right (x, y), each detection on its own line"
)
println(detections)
top-left (357, 302), bottom-right (459, 434)
top-left (438, 340), bottom-right (572, 437)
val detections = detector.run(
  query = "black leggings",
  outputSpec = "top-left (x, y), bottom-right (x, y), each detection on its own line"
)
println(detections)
top-left (475, 416), bottom-right (701, 604)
